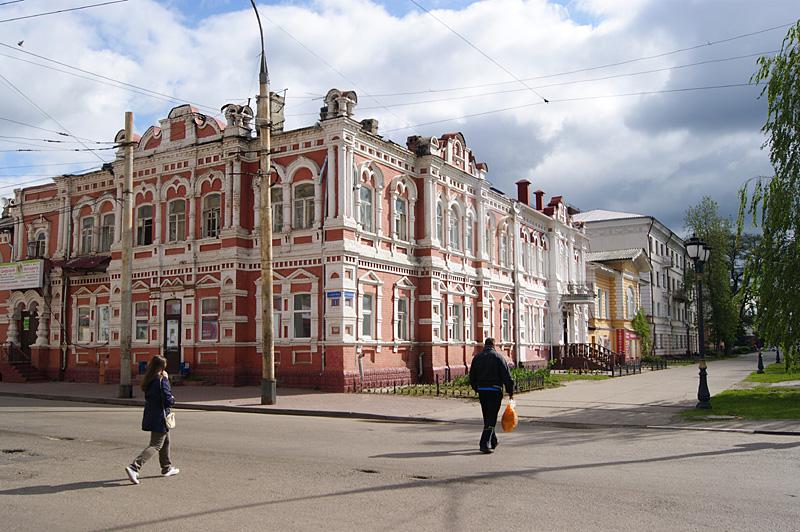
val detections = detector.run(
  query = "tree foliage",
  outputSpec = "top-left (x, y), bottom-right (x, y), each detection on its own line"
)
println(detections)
top-left (740, 20), bottom-right (800, 371)
top-left (631, 308), bottom-right (652, 357)
top-left (685, 197), bottom-right (738, 353)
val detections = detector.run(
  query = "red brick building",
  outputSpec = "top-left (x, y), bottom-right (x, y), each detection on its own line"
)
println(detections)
top-left (0, 89), bottom-right (591, 390)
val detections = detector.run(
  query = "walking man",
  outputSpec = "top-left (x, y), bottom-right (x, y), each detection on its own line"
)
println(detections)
top-left (469, 337), bottom-right (514, 454)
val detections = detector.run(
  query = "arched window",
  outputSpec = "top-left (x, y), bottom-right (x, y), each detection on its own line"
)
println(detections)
top-left (293, 183), bottom-right (314, 229)
top-left (100, 213), bottom-right (115, 251)
top-left (393, 197), bottom-right (408, 241)
top-left (359, 186), bottom-right (373, 233)
top-left (485, 217), bottom-right (493, 261)
top-left (465, 214), bottom-right (474, 255)
top-left (499, 231), bottom-right (508, 267)
top-left (167, 200), bottom-right (185, 243)
top-left (271, 187), bottom-right (283, 232)
top-left (448, 205), bottom-right (460, 250)
top-left (202, 194), bottom-right (221, 238)
top-left (136, 206), bottom-right (153, 245)
top-left (33, 232), bottom-right (46, 258)
top-left (627, 286), bottom-right (636, 319)
top-left (521, 238), bottom-right (529, 272)
top-left (81, 216), bottom-right (94, 254)
top-left (435, 201), bottom-right (444, 243)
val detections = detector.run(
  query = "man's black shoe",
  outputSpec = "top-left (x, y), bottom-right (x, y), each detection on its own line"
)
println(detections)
top-left (491, 438), bottom-right (498, 449)
top-left (480, 446), bottom-right (493, 454)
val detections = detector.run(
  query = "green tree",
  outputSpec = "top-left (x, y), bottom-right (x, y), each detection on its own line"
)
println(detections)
top-left (631, 308), bottom-right (652, 358)
top-left (740, 20), bottom-right (800, 371)
top-left (685, 197), bottom-right (739, 354)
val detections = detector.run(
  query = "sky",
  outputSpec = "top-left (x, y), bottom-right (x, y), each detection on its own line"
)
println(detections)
top-left (0, 0), bottom-right (797, 233)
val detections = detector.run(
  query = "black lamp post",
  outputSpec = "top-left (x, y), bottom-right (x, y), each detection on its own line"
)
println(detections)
top-left (686, 234), bottom-right (711, 409)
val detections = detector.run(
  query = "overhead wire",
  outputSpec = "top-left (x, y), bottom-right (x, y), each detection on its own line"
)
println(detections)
top-left (407, 0), bottom-right (548, 103)
top-left (0, 0), bottom-right (128, 24)
top-left (0, 71), bottom-right (108, 163)
top-left (0, 116), bottom-right (109, 143)
top-left (0, 0), bottom-right (26, 6)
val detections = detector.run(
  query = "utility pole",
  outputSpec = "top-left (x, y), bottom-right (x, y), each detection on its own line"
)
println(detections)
top-left (252, 0), bottom-right (276, 404)
top-left (118, 111), bottom-right (134, 399)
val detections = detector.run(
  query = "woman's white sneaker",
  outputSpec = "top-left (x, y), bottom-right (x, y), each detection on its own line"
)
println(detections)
top-left (162, 467), bottom-right (180, 477)
top-left (125, 466), bottom-right (139, 485)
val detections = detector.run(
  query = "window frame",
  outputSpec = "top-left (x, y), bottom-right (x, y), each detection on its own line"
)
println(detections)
top-left (134, 301), bottom-right (149, 341)
top-left (396, 295), bottom-right (409, 341)
top-left (136, 205), bottom-right (153, 246)
top-left (271, 187), bottom-right (283, 233)
top-left (167, 199), bottom-right (186, 243)
top-left (99, 213), bottom-right (114, 252)
top-left (293, 183), bottom-right (315, 230)
top-left (293, 293), bottom-right (312, 339)
top-left (202, 193), bottom-right (221, 238)
top-left (77, 306), bottom-right (91, 343)
top-left (359, 186), bottom-right (373, 233)
top-left (80, 216), bottom-right (94, 254)
top-left (200, 297), bottom-right (219, 341)
top-left (97, 304), bottom-right (110, 343)
top-left (393, 197), bottom-right (408, 241)
top-left (361, 292), bottom-right (374, 339)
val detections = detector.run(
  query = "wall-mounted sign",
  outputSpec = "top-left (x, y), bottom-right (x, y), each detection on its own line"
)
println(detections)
top-left (0, 259), bottom-right (44, 291)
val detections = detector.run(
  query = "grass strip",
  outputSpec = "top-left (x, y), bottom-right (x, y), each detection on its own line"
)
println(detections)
top-left (681, 387), bottom-right (800, 420)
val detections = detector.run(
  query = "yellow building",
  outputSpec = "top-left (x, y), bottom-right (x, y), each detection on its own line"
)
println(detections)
top-left (587, 249), bottom-right (650, 360)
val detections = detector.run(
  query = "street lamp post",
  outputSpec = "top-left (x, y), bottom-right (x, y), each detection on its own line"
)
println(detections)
top-left (686, 235), bottom-right (711, 409)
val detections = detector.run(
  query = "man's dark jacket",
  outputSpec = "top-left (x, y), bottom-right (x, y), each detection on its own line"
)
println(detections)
top-left (469, 347), bottom-right (514, 395)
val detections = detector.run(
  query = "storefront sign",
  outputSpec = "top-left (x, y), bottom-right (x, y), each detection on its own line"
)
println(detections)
top-left (0, 259), bottom-right (44, 290)
top-left (615, 329), bottom-right (626, 354)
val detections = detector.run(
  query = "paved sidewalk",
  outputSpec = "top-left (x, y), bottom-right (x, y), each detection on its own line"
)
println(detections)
top-left (1, 351), bottom-right (797, 434)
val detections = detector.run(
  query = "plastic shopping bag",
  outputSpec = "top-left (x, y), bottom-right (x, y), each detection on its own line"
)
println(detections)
top-left (501, 399), bottom-right (518, 432)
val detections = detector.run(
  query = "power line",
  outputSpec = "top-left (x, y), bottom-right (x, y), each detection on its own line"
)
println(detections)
top-left (0, 71), bottom-right (108, 163)
top-left (408, 0), bottom-right (548, 103)
top-left (0, 43), bottom-right (223, 116)
top-left (366, 20), bottom-right (796, 98)
top-left (287, 50), bottom-right (776, 117)
top-left (0, 116), bottom-right (108, 142)
top-left (382, 82), bottom-right (762, 133)
top-left (0, 0), bottom-right (26, 6)
top-left (0, 134), bottom-right (115, 144)
top-left (0, 0), bottom-right (128, 24)
top-left (0, 160), bottom-right (99, 169)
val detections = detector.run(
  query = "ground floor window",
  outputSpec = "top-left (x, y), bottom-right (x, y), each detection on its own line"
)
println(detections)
top-left (201, 298), bottom-right (219, 341)
top-left (293, 294), bottom-right (312, 338)
top-left (396, 296), bottom-right (409, 340)
top-left (134, 302), bottom-right (148, 341)
top-left (98, 305), bottom-right (110, 343)
top-left (78, 307), bottom-right (91, 343)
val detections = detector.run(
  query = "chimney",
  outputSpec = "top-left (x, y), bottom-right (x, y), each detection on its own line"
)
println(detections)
top-left (534, 190), bottom-right (545, 211)
top-left (515, 179), bottom-right (531, 206)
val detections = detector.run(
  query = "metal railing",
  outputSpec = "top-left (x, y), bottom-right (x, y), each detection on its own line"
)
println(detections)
top-left (351, 373), bottom-right (546, 397)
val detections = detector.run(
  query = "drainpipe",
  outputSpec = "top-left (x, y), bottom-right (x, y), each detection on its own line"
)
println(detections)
top-left (512, 207), bottom-right (522, 368)
top-left (664, 230), bottom-right (676, 355)
top-left (60, 193), bottom-right (72, 376)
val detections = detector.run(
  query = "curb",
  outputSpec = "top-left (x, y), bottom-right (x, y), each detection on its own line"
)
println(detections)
top-left (3, 391), bottom-right (798, 436)
top-left (0, 391), bottom-right (446, 424)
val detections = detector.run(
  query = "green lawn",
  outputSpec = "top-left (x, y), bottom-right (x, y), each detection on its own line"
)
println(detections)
top-left (681, 387), bottom-right (800, 420)
top-left (745, 363), bottom-right (800, 384)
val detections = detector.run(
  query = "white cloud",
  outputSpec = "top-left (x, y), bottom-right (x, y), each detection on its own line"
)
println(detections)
top-left (0, 0), bottom-right (792, 230)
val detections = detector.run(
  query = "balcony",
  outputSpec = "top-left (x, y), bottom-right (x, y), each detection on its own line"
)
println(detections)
top-left (561, 282), bottom-right (596, 304)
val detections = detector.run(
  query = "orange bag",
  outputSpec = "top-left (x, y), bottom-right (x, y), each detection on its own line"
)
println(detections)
top-left (501, 399), bottom-right (518, 432)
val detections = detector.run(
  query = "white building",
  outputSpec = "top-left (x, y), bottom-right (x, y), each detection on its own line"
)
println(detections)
top-left (573, 210), bottom-right (697, 356)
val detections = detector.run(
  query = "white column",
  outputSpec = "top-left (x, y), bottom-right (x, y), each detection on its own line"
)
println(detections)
top-left (345, 145), bottom-right (354, 219)
top-left (424, 178), bottom-right (434, 240)
top-left (232, 158), bottom-right (242, 229)
top-left (56, 197), bottom-right (65, 255)
top-left (326, 146), bottom-right (336, 221)
top-left (35, 303), bottom-right (49, 346)
top-left (114, 184), bottom-right (122, 245)
top-left (224, 160), bottom-right (233, 229)
top-left (7, 307), bottom-right (19, 345)
top-left (336, 145), bottom-right (345, 219)
top-left (477, 198), bottom-right (487, 260)
top-left (187, 194), bottom-right (195, 240)
top-left (154, 188), bottom-right (162, 245)
top-left (252, 178), bottom-right (261, 231)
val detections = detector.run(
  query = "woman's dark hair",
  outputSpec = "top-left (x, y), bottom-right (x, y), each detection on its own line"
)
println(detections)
top-left (140, 355), bottom-right (167, 392)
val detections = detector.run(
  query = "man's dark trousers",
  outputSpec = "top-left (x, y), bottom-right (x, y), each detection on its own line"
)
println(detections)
top-left (478, 388), bottom-right (502, 448)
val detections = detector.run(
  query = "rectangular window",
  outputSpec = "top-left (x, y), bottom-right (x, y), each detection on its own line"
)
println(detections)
top-left (394, 199), bottom-right (407, 241)
top-left (465, 303), bottom-right (472, 341)
top-left (273, 296), bottom-right (281, 338)
top-left (465, 219), bottom-right (474, 254)
top-left (359, 187), bottom-right (373, 232)
top-left (293, 294), bottom-right (312, 338)
top-left (168, 201), bottom-right (186, 242)
top-left (100, 213), bottom-right (114, 252)
top-left (396, 296), bottom-right (409, 340)
top-left (449, 302), bottom-right (462, 341)
top-left (293, 185), bottom-right (315, 229)
top-left (97, 305), bottom-right (110, 343)
top-left (134, 302), bottom-right (148, 341)
top-left (202, 195), bottom-right (221, 238)
top-left (137, 205), bottom-right (153, 246)
top-left (77, 307), bottom-right (91, 343)
top-left (502, 308), bottom-right (511, 342)
top-left (271, 188), bottom-right (283, 233)
top-left (81, 217), bottom-right (94, 254)
top-left (361, 293), bottom-right (374, 338)
top-left (200, 298), bottom-right (219, 341)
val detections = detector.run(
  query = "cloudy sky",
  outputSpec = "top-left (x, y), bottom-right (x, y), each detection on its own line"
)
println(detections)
top-left (0, 0), bottom-right (797, 232)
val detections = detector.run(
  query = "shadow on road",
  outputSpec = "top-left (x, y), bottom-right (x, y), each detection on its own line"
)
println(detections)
top-left (96, 440), bottom-right (800, 531)
top-left (0, 478), bottom-right (131, 495)
top-left (371, 448), bottom-right (481, 459)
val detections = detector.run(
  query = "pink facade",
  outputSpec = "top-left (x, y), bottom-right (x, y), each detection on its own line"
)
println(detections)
top-left (0, 89), bottom-right (591, 390)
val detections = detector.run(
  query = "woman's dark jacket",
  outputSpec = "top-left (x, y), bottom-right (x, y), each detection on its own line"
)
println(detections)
top-left (469, 347), bottom-right (514, 395)
top-left (141, 376), bottom-right (174, 433)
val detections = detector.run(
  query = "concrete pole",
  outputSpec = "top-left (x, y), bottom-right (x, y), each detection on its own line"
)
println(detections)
top-left (118, 111), bottom-right (134, 398)
top-left (257, 53), bottom-right (276, 405)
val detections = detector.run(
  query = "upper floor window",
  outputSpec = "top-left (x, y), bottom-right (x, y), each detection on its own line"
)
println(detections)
top-left (167, 200), bottom-right (185, 243)
top-left (448, 206), bottom-right (460, 251)
top-left (502, 308), bottom-right (511, 342)
top-left (81, 216), bottom-right (94, 254)
top-left (136, 205), bottom-right (153, 246)
top-left (293, 293), bottom-right (312, 338)
top-left (202, 194), bottom-right (221, 238)
top-left (271, 187), bottom-right (283, 233)
top-left (361, 293), bottom-right (374, 338)
top-left (29, 232), bottom-right (46, 258)
top-left (293, 184), bottom-right (314, 229)
top-left (396, 296), bottom-right (409, 340)
top-left (359, 187), bottom-right (373, 233)
top-left (100, 213), bottom-right (114, 252)
top-left (435, 201), bottom-right (444, 242)
top-left (627, 287), bottom-right (636, 319)
top-left (393, 198), bottom-right (408, 241)
top-left (499, 232), bottom-right (508, 267)
top-left (465, 215), bottom-right (474, 254)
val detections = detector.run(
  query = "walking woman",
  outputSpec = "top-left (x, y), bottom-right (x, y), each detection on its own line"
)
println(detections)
top-left (125, 355), bottom-right (179, 484)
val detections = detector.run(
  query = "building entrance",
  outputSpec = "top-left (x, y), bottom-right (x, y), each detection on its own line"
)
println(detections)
top-left (163, 299), bottom-right (181, 375)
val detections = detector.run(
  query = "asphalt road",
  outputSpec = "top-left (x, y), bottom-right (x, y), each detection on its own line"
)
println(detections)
top-left (1, 396), bottom-right (798, 531)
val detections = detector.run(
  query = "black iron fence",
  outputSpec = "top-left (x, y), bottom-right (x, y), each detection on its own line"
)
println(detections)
top-left (0, 343), bottom-right (30, 364)
top-left (353, 373), bottom-right (545, 397)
